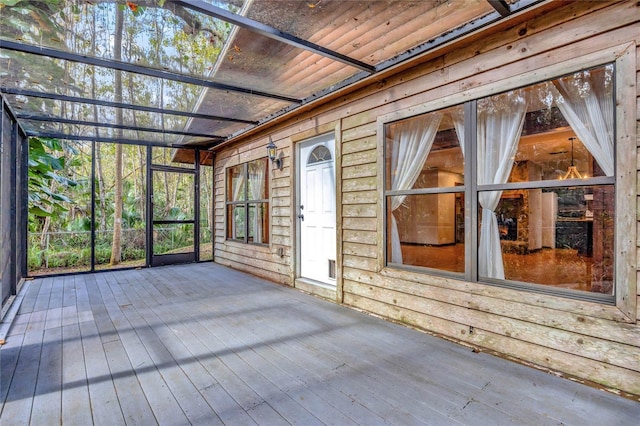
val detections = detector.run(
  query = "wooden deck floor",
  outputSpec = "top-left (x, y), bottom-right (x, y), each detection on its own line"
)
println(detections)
top-left (1, 263), bottom-right (638, 425)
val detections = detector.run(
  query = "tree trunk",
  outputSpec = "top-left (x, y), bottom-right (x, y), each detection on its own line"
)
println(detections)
top-left (110, 6), bottom-right (124, 265)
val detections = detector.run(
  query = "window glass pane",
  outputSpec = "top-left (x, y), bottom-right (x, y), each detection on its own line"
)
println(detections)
top-left (248, 203), bottom-right (269, 245)
top-left (226, 204), bottom-right (245, 240)
top-left (247, 158), bottom-right (268, 201)
top-left (227, 165), bottom-right (245, 202)
top-left (387, 194), bottom-right (464, 273)
top-left (307, 146), bottom-right (332, 164)
top-left (478, 64), bottom-right (613, 184)
top-left (385, 105), bottom-right (465, 191)
top-left (479, 186), bottom-right (614, 295)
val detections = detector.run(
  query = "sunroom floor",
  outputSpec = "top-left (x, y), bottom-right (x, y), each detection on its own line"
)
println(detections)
top-left (1, 263), bottom-right (638, 425)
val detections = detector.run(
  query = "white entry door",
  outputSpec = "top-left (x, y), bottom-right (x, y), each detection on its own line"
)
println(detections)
top-left (298, 135), bottom-right (336, 286)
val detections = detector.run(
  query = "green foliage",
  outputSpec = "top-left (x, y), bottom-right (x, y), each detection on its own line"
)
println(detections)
top-left (28, 137), bottom-right (78, 228)
top-left (67, 217), bottom-right (92, 232)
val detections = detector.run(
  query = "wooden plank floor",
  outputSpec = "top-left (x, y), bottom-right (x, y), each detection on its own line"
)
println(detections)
top-left (1, 263), bottom-right (638, 425)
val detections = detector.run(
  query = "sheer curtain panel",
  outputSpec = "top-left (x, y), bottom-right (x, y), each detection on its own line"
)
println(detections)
top-left (477, 92), bottom-right (527, 279)
top-left (552, 67), bottom-right (614, 176)
top-left (389, 113), bottom-right (442, 263)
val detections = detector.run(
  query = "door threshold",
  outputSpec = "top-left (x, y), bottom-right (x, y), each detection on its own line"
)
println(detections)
top-left (295, 278), bottom-right (336, 301)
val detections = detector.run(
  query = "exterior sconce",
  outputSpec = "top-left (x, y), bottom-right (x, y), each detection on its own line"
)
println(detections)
top-left (266, 137), bottom-right (282, 170)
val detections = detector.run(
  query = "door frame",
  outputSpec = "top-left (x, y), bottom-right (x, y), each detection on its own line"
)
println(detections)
top-left (146, 147), bottom-right (200, 267)
top-left (294, 128), bottom-right (342, 301)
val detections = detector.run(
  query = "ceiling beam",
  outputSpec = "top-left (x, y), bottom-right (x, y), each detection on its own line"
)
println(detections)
top-left (170, 0), bottom-right (376, 73)
top-left (0, 39), bottom-right (301, 104)
top-left (16, 114), bottom-right (224, 140)
top-left (487, 0), bottom-right (511, 17)
top-left (26, 131), bottom-right (201, 148)
top-left (1, 88), bottom-right (257, 125)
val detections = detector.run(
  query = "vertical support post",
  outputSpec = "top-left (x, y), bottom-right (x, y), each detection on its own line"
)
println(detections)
top-left (0, 99), bottom-right (5, 305)
top-left (465, 100), bottom-right (478, 282)
top-left (90, 141), bottom-right (96, 271)
top-left (146, 145), bottom-right (153, 267)
top-left (8, 115), bottom-right (17, 294)
top-left (194, 149), bottom-right (200, 262)
top-left (18, 129), bottom-right (29, 279)
top-left (210, 151), bottom-right (215, 261)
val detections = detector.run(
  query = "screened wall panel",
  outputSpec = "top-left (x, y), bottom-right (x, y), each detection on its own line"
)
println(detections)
top-left (27, 140), bottom-right (92, 275)
top-left (94, 143), bottom-right (147, 270)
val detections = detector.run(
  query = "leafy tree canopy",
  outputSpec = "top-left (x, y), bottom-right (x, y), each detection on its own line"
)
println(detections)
top-left (28, 137), bottom-right (78, 221)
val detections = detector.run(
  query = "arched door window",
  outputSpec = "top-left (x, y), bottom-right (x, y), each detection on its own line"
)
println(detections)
top-left (307, 145), bottom-right (332, 164)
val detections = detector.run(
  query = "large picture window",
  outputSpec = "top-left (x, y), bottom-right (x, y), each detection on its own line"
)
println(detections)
top-left (226, 158), bottom-right (269, 245)
top-left (384, 64), bottom-right (619, 300)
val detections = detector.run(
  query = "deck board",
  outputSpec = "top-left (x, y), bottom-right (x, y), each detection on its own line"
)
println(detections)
top-left (0, 332), bottom-right (24, 405)
top-left (61, 323), bottom-right (92, 426)
top-left (1, 263), bottom-right (639, 425)
top-left (17, 280), bottom-right (39, 315)
top-left (78, 319), bottom-right (126, 426)
top-left (1, 328), bottom-right (44, 424)
top-left (31, 327), bottom-right (62, 425)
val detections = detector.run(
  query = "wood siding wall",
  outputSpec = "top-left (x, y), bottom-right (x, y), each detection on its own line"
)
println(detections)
top-left (213, 1), bottom-right (640, 398)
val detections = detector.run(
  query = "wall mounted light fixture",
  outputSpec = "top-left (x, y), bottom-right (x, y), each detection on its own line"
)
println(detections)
top-left (266, 137), bottom-right (282, 170)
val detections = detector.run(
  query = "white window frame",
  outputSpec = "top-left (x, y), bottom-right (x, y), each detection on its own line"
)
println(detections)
top-left (377, 44), bottom-right (636, 321)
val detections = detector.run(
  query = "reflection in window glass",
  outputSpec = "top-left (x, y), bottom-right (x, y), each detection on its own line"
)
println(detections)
top-left (477, 64), bottom-right (614, 296)
top-left (480, 186), bottom-right (614, 294)
top-left (384, 105), bottom-right (464, 271)
top-left (388, 193), bottom-right (465, 273)
top-left (505, 65), bottom-right (613, 182)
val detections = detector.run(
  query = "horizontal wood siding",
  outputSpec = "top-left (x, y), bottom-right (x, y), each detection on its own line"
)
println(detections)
top-left (213, 1), bottom-right (640, 397)
top-left (213, 140), bottom-right (292, 285)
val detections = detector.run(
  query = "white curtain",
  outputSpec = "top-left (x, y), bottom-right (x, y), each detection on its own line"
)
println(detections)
top-left (389, 113), bottom-right (442, 263)
top-left (248, 161), bottom-right (265, 243)
top-left (232, 169), bottom-right (245, 201)
top-left (477, 92), bottom-right (527, 279)
top-left (451, 108), bottom-right (465, 158)
top-left (552, 70), bottom-right (614, 176)
top-left (231, 169), bottom-right (245, 239)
